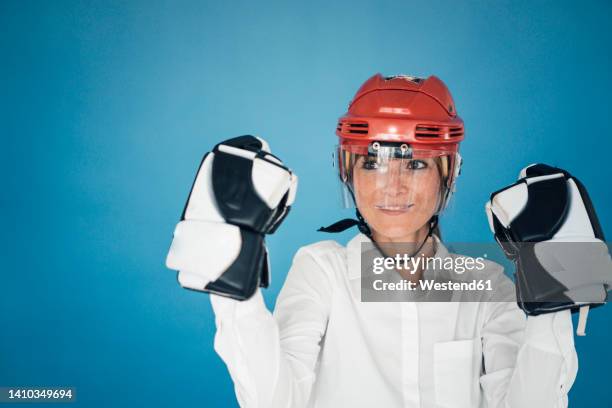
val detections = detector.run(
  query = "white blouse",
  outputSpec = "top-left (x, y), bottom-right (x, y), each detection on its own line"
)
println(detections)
top-left (210, 233), bottom-right (578, 407)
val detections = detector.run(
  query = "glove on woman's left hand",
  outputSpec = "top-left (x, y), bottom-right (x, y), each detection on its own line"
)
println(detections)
top-left (485, 163), bottom-right (612, 334)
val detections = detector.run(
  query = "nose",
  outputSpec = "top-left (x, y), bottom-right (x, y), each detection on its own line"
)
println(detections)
top-left (382, 160), bottom-right (409, 196)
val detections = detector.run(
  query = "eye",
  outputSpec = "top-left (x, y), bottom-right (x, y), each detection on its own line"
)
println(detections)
top-left (362, 158), bottom-right (379, 170)
top-left (407, 160), bottom-right (427, 170)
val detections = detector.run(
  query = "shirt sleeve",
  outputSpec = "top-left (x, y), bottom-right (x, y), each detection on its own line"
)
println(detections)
top-left (479, 276), bottom-right (579, 408)
top-left (209, 246), bottom-right (334, 408)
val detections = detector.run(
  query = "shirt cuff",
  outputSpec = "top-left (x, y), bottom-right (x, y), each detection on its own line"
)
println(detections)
top-left (210, 288), bottom-right (268, 320)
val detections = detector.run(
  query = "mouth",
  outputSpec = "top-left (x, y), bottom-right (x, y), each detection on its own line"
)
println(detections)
top-left (375, 204), bottom-right (414, 215)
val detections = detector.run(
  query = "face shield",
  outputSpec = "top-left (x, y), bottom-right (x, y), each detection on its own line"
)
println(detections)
top-left (336, 141), bottom-right (460, 216)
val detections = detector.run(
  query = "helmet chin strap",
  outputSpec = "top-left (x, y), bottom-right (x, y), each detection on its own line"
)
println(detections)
top-left (317, 185), bottom-right (372, 235)
top-left (318, 210), bottom-right (439, 258)
top-left (317, 184), bottom-right (438, 257)
top-left (406, 214), bottom-right (438, 258)
top-left (317, 184), bottom-right (371, 235)
top-left (316, 207), bottom-right (372, 236)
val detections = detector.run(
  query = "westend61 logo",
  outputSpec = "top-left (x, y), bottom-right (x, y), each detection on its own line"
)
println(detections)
top-left (359, 241), bottom-right (510, 303)
top-left (370, 254), bottom-right (492, 293)
top-left (359, 240), bottom-right (612, 303)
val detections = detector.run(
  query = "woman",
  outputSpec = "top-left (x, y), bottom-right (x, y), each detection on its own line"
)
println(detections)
top-left (182, 74), bottom-right (579, 407)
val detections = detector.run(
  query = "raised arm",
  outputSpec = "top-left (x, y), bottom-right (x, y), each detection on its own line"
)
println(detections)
top-left (210, 245), bottom-right (335, 407)
top-left (480, 294), bottom-right (578, 407)
top-left (482, 162), bottom-right (612, 406)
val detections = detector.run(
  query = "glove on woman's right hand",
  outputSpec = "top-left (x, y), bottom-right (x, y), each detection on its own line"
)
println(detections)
top-left (166, 135), bottom-right (298, 300)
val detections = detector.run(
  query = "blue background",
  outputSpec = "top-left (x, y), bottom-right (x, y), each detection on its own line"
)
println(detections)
top-left (2, 0), bottom-right (611, 406)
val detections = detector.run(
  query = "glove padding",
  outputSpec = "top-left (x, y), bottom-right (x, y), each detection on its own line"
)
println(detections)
top-left (485, 163), bottom-right (612, 322)
top-left (166, 135), bottom-right (297, 300)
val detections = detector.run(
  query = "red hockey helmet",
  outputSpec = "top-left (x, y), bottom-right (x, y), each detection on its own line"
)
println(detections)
top-left (335, 74), bottom-right (464, 214)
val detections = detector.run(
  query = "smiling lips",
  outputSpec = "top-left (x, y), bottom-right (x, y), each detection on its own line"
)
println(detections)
top-left (375, 204), bottom-right (414, 215)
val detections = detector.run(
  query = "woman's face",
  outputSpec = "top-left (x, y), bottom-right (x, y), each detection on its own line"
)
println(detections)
top-left (352, 155), bottom-right (441, 239)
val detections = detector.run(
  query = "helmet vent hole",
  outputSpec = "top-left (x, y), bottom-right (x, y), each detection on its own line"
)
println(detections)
top-left (341, 121), bottom-right (369, 135)
top-left (416, 125), bottom-right (464, 140)
top-left (415, 125), bottom-right (442, 139)
top-left (449, 127), bottom-right (464, 138)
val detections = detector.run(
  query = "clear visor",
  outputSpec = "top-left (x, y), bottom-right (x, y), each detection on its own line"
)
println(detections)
top-left (335, 142), bottom-right (459, 215)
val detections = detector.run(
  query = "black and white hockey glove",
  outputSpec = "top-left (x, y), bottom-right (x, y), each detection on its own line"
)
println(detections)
top-left (485, 163), bottom-right (612, 335)
top-left (166, 135), bottom-right (298, 300)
